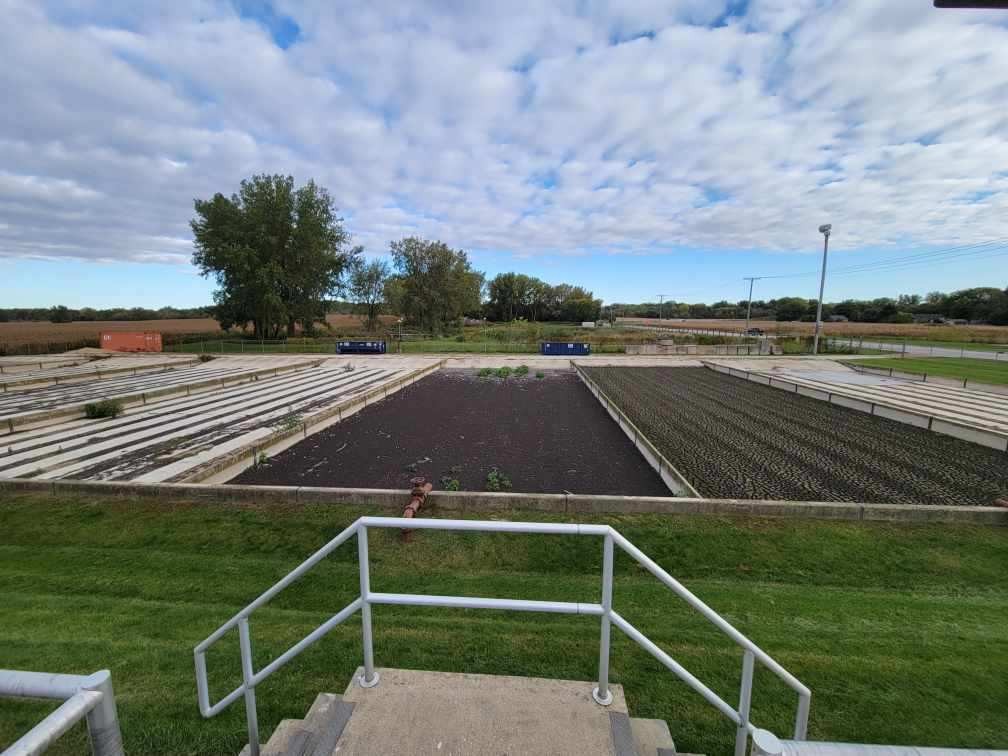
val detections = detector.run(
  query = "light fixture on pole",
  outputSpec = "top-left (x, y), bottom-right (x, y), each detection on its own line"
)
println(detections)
top-left (812, 224), bottom-right (832, 355)
top-left (743, 277), bottom-right (764, 334)
top-left (657, 294), bottom-right (668, 321)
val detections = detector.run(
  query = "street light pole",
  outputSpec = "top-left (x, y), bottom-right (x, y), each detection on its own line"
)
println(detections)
top-left (657, 294), bottom-right (667, 321)
top-left (743, 277), bottom-right (762, 333)
top-left (812, 224), bottom-right (832, 355)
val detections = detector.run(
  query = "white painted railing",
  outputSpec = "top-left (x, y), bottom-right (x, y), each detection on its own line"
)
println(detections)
top-left (193, 517), bottom-right (811, 756)
top-left (0, 669), bottom-right (123, 756)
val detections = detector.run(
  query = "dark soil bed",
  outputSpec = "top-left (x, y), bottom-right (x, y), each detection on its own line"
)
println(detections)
top-left (232, 370), bottom-right (669, 495)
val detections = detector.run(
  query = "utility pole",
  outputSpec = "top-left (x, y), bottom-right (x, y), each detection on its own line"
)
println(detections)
top-left (812, 224), bottom-right (832, 355)
top-left (743, 277), bottom-right (763, 333)
top-left (657, 294), bottom-right (668, 321)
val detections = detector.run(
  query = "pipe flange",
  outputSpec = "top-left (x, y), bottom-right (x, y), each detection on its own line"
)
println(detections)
top-left (358, 671), bottom-right (380, 689)
top-left (591, 686), bottom-right (613, 706)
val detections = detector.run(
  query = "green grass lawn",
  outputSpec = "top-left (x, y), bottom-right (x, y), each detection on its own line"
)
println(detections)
top-left (855, 357), bottom-right (1008, 385)
top-left (1, 495), bottom-right (1006, 755)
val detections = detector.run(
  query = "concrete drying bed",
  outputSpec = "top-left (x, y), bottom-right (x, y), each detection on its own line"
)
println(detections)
top-left (0, 355), bottom-right (323, 432)
top-left (232, 370), bottom-right (670, 496)
top-left (0, 363), bottom-right (436, 483)
top-left (0, 353), bottom-right (198, 390)
top-left (708, 362), bottom-right (1008, 452)
top-left (580, 366), bottom-right (1008, 506)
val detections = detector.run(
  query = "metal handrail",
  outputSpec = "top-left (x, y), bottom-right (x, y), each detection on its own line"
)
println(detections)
top-left (0, 669), bottom-right (124, 756)
top-left (193, 517), bottom-right (811, 756)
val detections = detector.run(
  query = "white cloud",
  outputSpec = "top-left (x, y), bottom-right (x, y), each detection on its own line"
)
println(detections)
top-left (0, 0), bottom-right (1007, 268)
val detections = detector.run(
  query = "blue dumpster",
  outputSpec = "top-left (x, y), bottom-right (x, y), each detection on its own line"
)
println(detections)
top-left (539, 342), bottom-right (591, 356)
top-left (336, 340), bottom-right (387, 355)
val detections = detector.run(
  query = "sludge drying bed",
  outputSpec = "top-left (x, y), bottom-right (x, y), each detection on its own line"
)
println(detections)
top-left (580, 366), bottom-right (1008, 506)
top-left (232, 370), bottom-right (669, 496)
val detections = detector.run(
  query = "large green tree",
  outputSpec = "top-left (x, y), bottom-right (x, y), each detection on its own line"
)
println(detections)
top-left (385, 238), bottom-right (483, 334)
top-left (349, 258), bottom-right (390, 332)
top-left (191, 175), bottom-right (359, 338)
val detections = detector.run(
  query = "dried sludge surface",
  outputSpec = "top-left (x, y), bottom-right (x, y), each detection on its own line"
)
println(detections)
top-left (233, 371), bottom-right (669, 496)
top-left (582, 366), bottom-right (1008, 506)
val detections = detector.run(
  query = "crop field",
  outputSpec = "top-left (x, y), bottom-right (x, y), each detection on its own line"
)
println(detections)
top-left (0, 362), bottom-right (433, 483)
top-left (621, 317), bottom-right (1008, 343)
top-left (580, 366), bottom-right (1008, 505)
top-left (0, 314), bottom-right (398, 355)
top-left (0, 318), bottom-right (222, 352)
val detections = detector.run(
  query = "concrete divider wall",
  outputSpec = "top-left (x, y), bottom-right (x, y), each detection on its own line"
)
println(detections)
top-left (1, 478), bottom-right (1005, 525)
top-left (571, 363), bottom-right (701, 497)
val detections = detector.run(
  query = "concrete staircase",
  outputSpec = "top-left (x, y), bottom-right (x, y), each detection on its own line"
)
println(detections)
top-left (241, 667), bottom-right (691, 756)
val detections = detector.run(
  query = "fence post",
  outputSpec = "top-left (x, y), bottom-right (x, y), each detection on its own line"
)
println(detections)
top-left (358, 526), bottom-right (379, 688)
top-left (81, 670), bottom-right (124, 756)
top-left (593, 532), bottom-right (614, 706)
top-left (734, 650), bottom-right (755, 756)
top-left (238, 619), bottom-right (260, 756)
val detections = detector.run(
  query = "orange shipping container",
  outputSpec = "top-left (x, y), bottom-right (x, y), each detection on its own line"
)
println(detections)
top-left (99, 332), bottom-right (163, 352)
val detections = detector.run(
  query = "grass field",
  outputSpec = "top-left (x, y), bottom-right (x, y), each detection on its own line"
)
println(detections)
top-left (1, 494), bottom-right (1006, 755)
top-left (856, 357), bottom-right (1008, 385)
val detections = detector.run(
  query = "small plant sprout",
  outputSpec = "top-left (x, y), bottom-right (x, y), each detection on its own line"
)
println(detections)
top-left (84, 399), bottom-right (124, 419)
top-left (485, 466), bottom-right (512, 491)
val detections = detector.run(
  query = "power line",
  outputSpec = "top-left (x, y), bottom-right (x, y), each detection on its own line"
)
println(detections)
top-left (750, 237), bottom-right (1008, 282)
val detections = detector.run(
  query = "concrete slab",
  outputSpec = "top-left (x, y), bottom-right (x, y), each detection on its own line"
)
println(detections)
top-left (336, 666), bottom-right (627, 755)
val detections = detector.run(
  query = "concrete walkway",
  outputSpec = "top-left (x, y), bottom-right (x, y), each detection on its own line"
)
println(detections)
top-left (336, 667), bottom-right (631, 755)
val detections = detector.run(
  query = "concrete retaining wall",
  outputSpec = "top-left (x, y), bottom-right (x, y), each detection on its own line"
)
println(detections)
top-left (571, 363), bottom-right (701, 497)
top-left (625, 343), bottom-right (779, 356)
top-left (1, 478), bottom-right (1004, 524)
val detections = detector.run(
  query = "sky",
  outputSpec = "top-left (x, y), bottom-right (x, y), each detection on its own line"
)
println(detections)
top-left (1, 0), bottom-right (1008, 309)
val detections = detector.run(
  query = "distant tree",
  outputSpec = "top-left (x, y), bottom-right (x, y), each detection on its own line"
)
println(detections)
top-left (191, 174), bottom-right (358, 339)
top-left (49, 305), bottom-right (73, 323)
top-left (386, 238), bottom-right (483, 334)
top-left (349, 258), bottom-right (390, 331)
top-left (773, 297), bottom-right (809, 322)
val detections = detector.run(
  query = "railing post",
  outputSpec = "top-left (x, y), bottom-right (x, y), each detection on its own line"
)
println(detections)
top-left (794, 690), bottom-right (810, 740)
top-left (81, 670), bottom-right (124, 756)
top-left (734, 650), bottom-right (754, 756)
top-left (358, 525), bottom-right (380, 688)
top-left (238, 618), bottom-right (260, 756)
top-left (593, 531), bottom-right (614, 706)
top-left (751, 728), bottom-right (783, 756)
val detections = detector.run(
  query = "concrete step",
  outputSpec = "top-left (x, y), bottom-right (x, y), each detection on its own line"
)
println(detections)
top-left (332, 666), bottom-right (631, 755)
top-left (239, 719), bottom-right (301, 756)
top-left (238, 694), bottom-right (355, 756)
top-left (630, 717), bottom-right (677, 755)
top-left (242, 669), bottom-right (703, 756)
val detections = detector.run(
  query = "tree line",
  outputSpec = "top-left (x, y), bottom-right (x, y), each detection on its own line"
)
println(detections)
top-left (613, 287), bottom-right (1008, 325)
top-left (190, 174), bottom-right (600, 336)
top-left (15, 174), bottom-right (1001, 332)
top-left (0, 305), bottom-right (214, 323)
